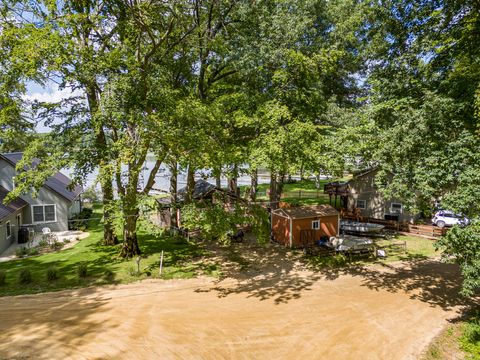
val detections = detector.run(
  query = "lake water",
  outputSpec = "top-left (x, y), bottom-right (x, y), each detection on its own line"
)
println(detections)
top-left (68, 158), bottom-right (278, 193)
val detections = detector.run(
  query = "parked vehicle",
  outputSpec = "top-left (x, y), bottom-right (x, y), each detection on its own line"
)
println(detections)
top-left (432, 210), bottom-right (470, 228)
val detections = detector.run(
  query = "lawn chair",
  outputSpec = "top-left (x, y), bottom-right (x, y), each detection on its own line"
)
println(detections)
top-left (42, 227), bottom-right (58, 245)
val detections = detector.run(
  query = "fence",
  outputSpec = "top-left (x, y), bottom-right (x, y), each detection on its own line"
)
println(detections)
top-left (403, 224), bottom-right (447, 237)
top-left (280, 190), bottom-right (326, 199)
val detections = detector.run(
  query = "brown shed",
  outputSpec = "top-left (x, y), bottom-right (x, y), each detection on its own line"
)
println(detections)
top-left (271, 205), bottom-right (340, 248)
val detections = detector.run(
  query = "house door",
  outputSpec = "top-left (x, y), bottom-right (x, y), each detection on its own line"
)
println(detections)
top-left (16, 214), bottom-right (21, 230)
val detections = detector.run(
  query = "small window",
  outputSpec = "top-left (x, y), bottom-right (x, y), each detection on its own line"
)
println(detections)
top-left (312, 220), bottom-right (320, 230)
top-left (390, 203), bottom-right (403, 213)
top-left (32, 205), bottom-right (57, 223)
top-left (6, 221), bottom-right (11, 238)
top-left (356, 199), bottom-right (367, 209)
top-left (33, 206), bottom-right (45, 222)
top-left (45, 205), bottom-right (56, 222)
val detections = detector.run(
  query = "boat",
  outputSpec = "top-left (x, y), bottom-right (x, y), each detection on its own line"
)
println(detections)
top-left (340, 220), bottom-right (385, 234)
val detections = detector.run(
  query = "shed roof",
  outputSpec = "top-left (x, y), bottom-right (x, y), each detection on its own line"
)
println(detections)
top-left (0, 153), bottom-right (82, 202)
top-left (0, 186), bottom-right (28, 220)
top-left (178, 179), bottom-right (217, 201)
top-left (273, 204), bottom-right (339, 219)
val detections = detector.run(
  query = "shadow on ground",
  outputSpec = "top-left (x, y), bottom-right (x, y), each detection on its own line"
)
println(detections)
top-left (197, 242), bottom-right (476, 310)
top-left (0, 286), bottom-right (116, 359)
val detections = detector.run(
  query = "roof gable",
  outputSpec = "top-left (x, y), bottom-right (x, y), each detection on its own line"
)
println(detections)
top-left (0, 153), bottom-right (82, 202)
top-left (273, 205), bottom-right (339, 219)
top-left (0, 186), bottom-right (28, 220)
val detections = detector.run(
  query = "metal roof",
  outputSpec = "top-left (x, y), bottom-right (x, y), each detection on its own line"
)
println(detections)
top-left (0, 153), bottom-right (83, 202)
top-left (0, 186), bottom-right (28, 220)
top-left (177, 179), bottom-right (217, 200)
top-left (273, 205), bottom-right (339, 219)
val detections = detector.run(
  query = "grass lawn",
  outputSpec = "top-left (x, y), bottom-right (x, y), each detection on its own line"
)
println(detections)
top-left (422, 309), bottom-right (480, 360)
top-left (240, 177), bottom-right (351, 206)
top-left (0, 208), bottom-right (218, 297)
top-left (305, 234), bottom-right (440, 268)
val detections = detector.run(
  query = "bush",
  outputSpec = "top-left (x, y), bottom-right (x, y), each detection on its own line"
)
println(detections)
top-left (50, 240), bottom-right (64, 251)
top-left (46, 266), bottom-right (59, 281)
top-left (38, 239), bottom-right (49, 248)
top-left (15, 247), bottom-right (28, 258)
top-left (18, 268), bottom-right (32, 284)
top-left (77, 263), bottom-right (88, 278)
top-left (460, 311), bottom-right (480, 358)
top-left (63, 238), bottom-right (71, 244)
top-left (103, 269), bottom-right (115, 282)
top-left (28, 248), bottom-right (39, 256)
top-left (69, 208), bottom-right (94, 230)
top-left (128, 266), bottom-right (139, 277)
top-left (0, 270), bottom-right (6, 285)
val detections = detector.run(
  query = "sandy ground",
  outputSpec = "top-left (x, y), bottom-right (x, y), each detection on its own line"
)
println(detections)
top-left (0, 258), bottom-right (472, 360)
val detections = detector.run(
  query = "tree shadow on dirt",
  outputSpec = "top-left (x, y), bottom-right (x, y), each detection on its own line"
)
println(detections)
top-left (332, 260), bottom-right (473, 311)
top-left (0, 286), bottom-right (118, 360)
top-left (195, 243), bottom-right (322, 304)
top-left (197, 243), bottom-right (475, 310)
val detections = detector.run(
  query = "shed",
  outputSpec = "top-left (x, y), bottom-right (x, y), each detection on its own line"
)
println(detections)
top-left (271, 205), bottom-right (340, 248)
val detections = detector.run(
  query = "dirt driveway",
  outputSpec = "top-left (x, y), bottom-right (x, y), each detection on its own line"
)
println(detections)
top-left (0, 258), bottom-right (471, 360)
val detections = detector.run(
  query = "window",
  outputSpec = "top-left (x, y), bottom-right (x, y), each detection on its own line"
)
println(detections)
top-left (312, 220), bottom-right (320, 230)
top-left (390, 203), bottom-right (403, 214)
top-left (356, 199), bottom-right (367, 209)
top-left (6, 221), bottom-right (11, 238)
top-left (32, 205), bottom-right (57, 223)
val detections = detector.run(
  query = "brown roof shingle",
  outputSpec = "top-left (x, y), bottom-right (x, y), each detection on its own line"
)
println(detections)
top-left (0, 186), bottom-right (28, 220)
top-left (273, 205), bottom-right (339, 219)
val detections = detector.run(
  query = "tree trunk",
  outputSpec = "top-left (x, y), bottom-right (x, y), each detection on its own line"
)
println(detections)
top-left (228, 164), bottom-right (239, 200)
top-left (269, 171), bottom-right (284, 209)
top-left (186, 165), bottom-right (195, 202)
top-left (269, 172), bottom-right (278, 209)
top-left (250, 167), bottom-right (258, 202)
top-left (86, 85), bottom-right (118, 245)
top-left (169, 161), bottom-right (178, 229)
top-left (120, 184), bottom-right (141, 257)
top-left (214, 167), bottom-right (222, 188)
top-left (99, 166), bottom-right (118, 245)
top-left (121, 209), bottom-right (141, 257)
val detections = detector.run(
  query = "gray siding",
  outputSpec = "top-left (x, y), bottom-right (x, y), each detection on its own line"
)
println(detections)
top-left (0, 209), bottom-right (22, 253)
top-left (348, 170), bottom-right (420, 223)
top-left (20, 187), bottom-right (71, 232)
top-left (0, 159), bottom-right (15, 191)
top-left (68, 197), bottom-right (82, 217)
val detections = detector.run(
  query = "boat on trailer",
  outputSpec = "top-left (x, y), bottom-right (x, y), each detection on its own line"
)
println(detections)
top-left (340, 220), bottom-right (385, 234)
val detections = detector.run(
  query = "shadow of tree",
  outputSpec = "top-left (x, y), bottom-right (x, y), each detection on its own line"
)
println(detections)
top-left (198, 242), bottom-right (476, 310)
top-left (0, 286), bottom-right (118, 359)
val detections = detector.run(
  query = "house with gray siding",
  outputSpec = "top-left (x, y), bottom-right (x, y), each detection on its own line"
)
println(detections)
top-left (347, 168), bottom-right (420, 223)
top-left (0, 153), bottom-right (83, 253)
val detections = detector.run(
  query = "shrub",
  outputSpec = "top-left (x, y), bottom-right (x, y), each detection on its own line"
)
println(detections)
top-left (28, 248), bottom-right (39, 256)
top-left (77, 263), bottom-right (88, 278)
top-left (69, 208), bottom-right (94, 230)
top-left (38, 239), bottom-right (49, 248)
top-left (18, 268), bottom-right (32, 284)
top-left (460, 311), bottom-right (480, 358)
top-left (0, 270), bottom-right (6, 285)
top-left (103, 269), bottom-right (115, 282)
top-left (46, 266), bottom-right (59, 281)
top-left (15, 247), bottom-right (28, 258)
top-left (63, 238), bottom-right (71, 244)
top-left (50, 240), bottom-right (64, 251)
top-left (127, 266), bottom-right (139, 277)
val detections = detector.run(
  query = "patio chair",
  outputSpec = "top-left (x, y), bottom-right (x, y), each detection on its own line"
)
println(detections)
top-left (41, 227), bottom-right (57, 245)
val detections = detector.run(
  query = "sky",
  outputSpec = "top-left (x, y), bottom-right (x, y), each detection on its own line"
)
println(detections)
top-left (24, 82), bottom-right (82, 133)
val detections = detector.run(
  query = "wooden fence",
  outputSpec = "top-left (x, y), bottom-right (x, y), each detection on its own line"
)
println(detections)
top-left (403, 224), bottom-right (447, 237)
top-left (280, 190), bottom-right (326, 199)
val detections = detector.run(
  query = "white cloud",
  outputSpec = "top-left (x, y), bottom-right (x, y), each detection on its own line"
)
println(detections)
top-left (23, 84), bottom-right (83, 103)
top-left (23, 83), bottom-right (85, 133)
